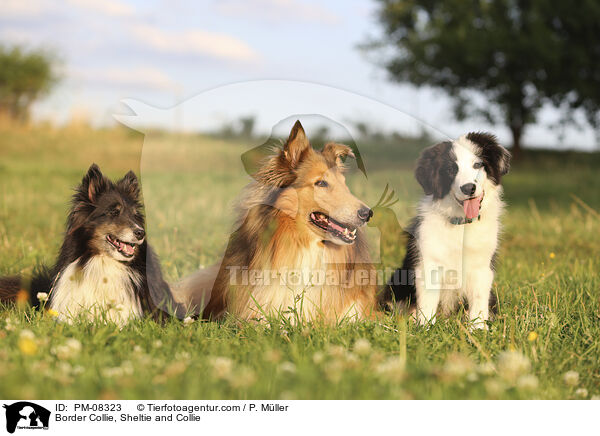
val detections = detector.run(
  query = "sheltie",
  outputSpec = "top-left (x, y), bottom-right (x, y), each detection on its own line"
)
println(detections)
top-left (172, 121), bottom-right (377, 323)
top-left (387, 132), bottom-right (511, 328)
top-left (0, 164), bottom-right (170, 325)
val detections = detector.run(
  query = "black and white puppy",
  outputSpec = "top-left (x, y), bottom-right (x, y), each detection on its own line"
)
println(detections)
top-left (388, 132), bottom-right (510, 328)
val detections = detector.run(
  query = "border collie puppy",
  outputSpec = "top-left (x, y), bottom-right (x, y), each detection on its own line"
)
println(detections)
top-left (387, 133), bottom-right (510, 328)
top-left (0, 164), bottom-right (170, 326)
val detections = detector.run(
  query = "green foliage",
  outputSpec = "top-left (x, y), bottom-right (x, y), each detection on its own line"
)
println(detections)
top-left (0, 45), bottom-right (57, 121)
top-left (367, 0), bottom-right (600, 151)
top-left (538, 1), bottom-right (600, 131)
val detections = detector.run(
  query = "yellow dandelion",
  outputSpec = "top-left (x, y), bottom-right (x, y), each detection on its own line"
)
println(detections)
top-left (18, 337), bottom-right (38, 356)
top-left (549, 252), bottom-right (556, 259)
top-left (46, 309), bottom-right (59, 318)
top-left (527, 331), bottom-right (538, 342)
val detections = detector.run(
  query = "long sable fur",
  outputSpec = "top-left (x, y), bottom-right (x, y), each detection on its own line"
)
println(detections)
top-left (200, 121), bottom-right (376, 321)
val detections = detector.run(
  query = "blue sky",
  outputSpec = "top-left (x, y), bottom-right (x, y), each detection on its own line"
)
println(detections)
top-left (1, 0), bottom-right (596, 149)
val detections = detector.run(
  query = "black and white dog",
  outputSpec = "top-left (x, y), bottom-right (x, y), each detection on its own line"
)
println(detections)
top-left (0, 164), bottom-right (171, 325)
top-left (388, 132), bottom-right (510, 328)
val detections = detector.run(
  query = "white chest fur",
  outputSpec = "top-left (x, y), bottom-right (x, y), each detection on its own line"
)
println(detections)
top-left (240, 241), bottom-right (351, 322)
top-left (49, 256), bottom-right (143, 326)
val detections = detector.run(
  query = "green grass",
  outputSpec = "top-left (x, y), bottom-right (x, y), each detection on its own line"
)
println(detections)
top-left (1, 122), bottom-right (599, 400)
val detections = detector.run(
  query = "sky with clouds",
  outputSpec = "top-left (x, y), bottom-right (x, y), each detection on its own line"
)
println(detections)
top-left (0, 0), bottom-right (596, 149)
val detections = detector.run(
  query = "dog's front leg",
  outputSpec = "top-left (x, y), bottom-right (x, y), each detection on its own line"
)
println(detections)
top-left (416, 287), bottom-right (440, 326)
top-left (468, 268), bottom-right (494, 329)
top-left (416, 261), bottom-right (442, 326)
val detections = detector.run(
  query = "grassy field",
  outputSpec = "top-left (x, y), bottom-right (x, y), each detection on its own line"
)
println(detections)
top-left (0, 122), bottom-right (599, 400)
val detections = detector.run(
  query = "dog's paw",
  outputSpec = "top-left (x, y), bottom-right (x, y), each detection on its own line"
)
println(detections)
top-left (416, 315), bottom-right (437, 330)
top-left (469, 321), bottom-right (489, 332)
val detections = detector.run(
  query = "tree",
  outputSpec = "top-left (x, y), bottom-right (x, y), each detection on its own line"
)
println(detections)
top-left (365, 0), bottom-right (600, 154)
top-left (238, 116), bottom-right (256, 138)
top-left (0, 45), bottom-right (57, 122)
top-left (540, 2), bottom-right (600, 134)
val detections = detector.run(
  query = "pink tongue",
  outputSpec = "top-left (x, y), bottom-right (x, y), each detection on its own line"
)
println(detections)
top-left (120, 242), bottom-right (135, 255)
top-left (328, 220), bottom-right (344, 232)
top-left (463, 196), bottom-right (481, 219)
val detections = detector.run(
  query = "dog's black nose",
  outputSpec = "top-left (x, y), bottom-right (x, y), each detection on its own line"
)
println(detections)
top-left (460, 183), bottom-right (476, 196)
top-left (357, 207), bottom-right (373, 222)
top-left (133, 228), bottom-right (145, 240)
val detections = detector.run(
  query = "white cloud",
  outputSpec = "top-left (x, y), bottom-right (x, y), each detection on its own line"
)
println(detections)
top-left (0, 0), bottom-right (134, 19)
top-left (70, 66), bottom-right (179, 91)
top-left (66, 0), bottom-right (134, 17)
top-left (0, 27), bottom-right (35, 43)
top-left (217, 0), bottom-right (339, 25)
top-left (0, 0), bottom-right (52, 17)
top-left (129, 24), bottom-right (259, 62)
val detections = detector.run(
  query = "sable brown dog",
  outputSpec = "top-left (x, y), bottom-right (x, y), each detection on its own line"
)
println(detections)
top-left (172, 121), bottom-right (377, 323)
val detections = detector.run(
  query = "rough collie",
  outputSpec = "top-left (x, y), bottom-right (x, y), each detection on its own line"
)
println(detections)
top-left (0, 164), bottom-right (170, 325)
top-left (172, 121), bottom-right (377, 323)
top-left (387, 132), bottom-right (511, 328)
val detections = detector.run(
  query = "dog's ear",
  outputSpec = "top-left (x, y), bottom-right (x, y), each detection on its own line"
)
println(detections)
top-left (283, 120), bottom-right (311, 168)
top-left (68, 164), bottom-right (108, 234)
top-left (80, 163), bottom-right (108, 203)
top-left (415, 141), bottom-right (457, 199)
top-left (466, 132), bottom-right (511, 184)
top-left (322, 142), bottom-right (355, 170)
top-left (117, 170), bottom-right (140, 199)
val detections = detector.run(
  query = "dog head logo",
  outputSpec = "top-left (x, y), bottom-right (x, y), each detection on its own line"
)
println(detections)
top-left (3, 402), bottom-right (50, 433)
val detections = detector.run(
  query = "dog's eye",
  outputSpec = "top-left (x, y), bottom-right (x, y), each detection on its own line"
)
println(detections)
top-left (315, 180), bottom-right (328, 188)
top-left (108, 207), bottom-right (120, 216)
top-left (473, 162), bottom-right (484, 169)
